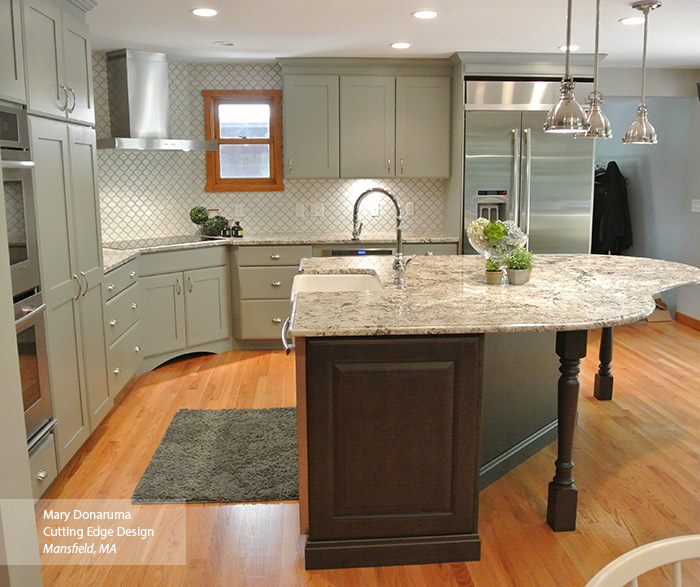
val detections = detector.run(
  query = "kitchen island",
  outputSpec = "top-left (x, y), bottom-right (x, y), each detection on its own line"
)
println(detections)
top-left (288, 254), bottom-right (700, 570)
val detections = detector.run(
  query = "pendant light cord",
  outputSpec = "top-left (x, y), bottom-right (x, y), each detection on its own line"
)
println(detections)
top-left (640, 6), bottom-right (649, 105)
top-left (565, 0), bottom-right (573, 79)
top-left (593, 0), bottom-right (600, 95)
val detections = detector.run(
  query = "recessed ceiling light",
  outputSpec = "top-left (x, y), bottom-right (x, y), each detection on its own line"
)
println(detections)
top-left (619, 16), bottom-right (645, 25)
top-left (412, 10), bottom-right (438, 19)
top-left (391, 42), bottom-right (412, 49)
top-left (213, 40), bottom-right (235, 47)
top-left (191, 8), bottom-right (218, 17)
top-left (559, 44), bottom-right (580, 52)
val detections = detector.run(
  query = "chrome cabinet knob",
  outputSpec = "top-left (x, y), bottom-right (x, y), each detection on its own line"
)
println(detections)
top-left (129, 271), bottom-right (137, 278)
top-left (110, 319), bottom-right (118, 326)
top-left (271, 281), bottom-right (282, 287)
top-left (37, 469), bottom-right (48, 481)
top-left (113, 367), bottom-right (121, 374)
top-left (131, 302), bottom-right (138, 309)
top-left (272, 317), bottom-right (282, 324)
top-left (270, 253), bottom-right (281, 260)
top-left (107, 283), bottom-right (115, 291)
top-left (134, 345), bottom-right (141, 353)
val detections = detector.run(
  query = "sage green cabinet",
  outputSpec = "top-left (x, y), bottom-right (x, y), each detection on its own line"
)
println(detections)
top-left (0, 0), bottom-right (25, 103)
top-left (140, 261), bottom-right (231, 365)
top-left (22, 0), bottom-right (94, 125)
top-left (282, 74), bottom-right (340, 178)
top-left (30, 116), bottom-right (108, 467)
top-left (340, 75), bottom-right (451, 178)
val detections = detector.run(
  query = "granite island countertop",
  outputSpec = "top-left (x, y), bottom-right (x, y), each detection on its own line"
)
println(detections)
top-left (102, 232), bottom-right (458, 273)
top-left (288, 254), bottom-right (700, 337)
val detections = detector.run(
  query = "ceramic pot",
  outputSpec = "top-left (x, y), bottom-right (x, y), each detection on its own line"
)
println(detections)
top-left (485, 270), bottom-right (503, 285)
top-left (506, 268), bottom-right (532, 285)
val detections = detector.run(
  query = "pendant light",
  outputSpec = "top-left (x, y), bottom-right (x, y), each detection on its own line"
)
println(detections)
top-left (544, 0), bottom-right (589, 133)
top-left (623, 1), bottom-right (661, 145)
top-left (581, 0), bottom-right (612, 138)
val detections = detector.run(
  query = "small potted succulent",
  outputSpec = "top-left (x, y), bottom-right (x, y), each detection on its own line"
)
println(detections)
top-left (503, 247), bottom-right (533, 285)
top-left (484, 256), bottom-right (503, 285)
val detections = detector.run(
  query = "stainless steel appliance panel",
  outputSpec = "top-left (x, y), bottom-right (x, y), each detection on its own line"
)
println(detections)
top-left (521, 111), bottom-right (594, 254)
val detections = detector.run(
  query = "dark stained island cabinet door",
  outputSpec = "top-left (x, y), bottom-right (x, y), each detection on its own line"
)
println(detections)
top-left (299, 334), bottom-right (484, 570)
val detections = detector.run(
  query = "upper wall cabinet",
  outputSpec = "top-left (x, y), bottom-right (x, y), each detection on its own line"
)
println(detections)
top-left (283, 75), bottom-right (340, 179)
top-left (22, 0), bottom-right (95, 125)
top-left (280, 59), bottom-right (451, 180)
top-left (0, 0), bottom-right (26, 103)
top-left (339, 75), bottom-right (451, 179)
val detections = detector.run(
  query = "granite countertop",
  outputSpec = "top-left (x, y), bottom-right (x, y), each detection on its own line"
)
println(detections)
top-left (288, 254), bottom-right (700, 337)
top-left (102, 232), bottom-right (459, 273)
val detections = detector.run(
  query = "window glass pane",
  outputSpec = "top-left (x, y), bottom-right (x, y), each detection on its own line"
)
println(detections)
top-left (220, 144), bottom-right (270, 178)
top-left (218, 104), bottom-right (270, 139)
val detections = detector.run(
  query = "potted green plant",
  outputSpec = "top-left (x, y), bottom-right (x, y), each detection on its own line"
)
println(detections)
top-left (484, 256), bottom-right (503, 285)
top-left (504, 247), bottom-right (533, 285)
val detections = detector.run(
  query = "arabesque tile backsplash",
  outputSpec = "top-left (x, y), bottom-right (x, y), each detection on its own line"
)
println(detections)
top-left (93, 53), bottom-right (446, 243)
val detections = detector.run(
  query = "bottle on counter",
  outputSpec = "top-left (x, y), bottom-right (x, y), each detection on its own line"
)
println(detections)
top-left (221, 221), bottom-right (232, 238)
top-left (232, 221), bottom-right (243, 238)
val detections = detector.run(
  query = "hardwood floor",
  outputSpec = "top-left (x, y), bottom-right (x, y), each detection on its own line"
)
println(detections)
top-left (40, 322), bottom-right (700, 586)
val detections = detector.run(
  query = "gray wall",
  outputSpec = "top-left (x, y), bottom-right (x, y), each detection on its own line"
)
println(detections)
top-left (594, 96), bottom-right (696, 313)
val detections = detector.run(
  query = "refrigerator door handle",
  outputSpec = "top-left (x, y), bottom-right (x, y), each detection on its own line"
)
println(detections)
top-left (511, 128), bottom-right (521, 225)
top-left (522, 128), bottom-right (532, 240)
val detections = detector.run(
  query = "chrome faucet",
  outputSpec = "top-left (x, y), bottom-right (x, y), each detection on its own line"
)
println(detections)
top-left (352, 187), bottom-right (415, 287)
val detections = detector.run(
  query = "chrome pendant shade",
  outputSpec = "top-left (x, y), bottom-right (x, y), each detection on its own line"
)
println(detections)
top-left (623, 1), bottom-right (661, 145)
top-left (544, 0), bottom-right (589, 134)
top-left (581, 0), bottom-right (612, 139)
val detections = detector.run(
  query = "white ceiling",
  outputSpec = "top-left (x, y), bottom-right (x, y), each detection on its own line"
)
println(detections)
top-left (87, 0), bottom-right (700, 69)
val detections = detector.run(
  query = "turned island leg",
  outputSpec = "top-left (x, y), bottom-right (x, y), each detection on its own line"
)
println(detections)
top-left (594, 326), bottom-right (614, 400)
top-left (547, 330), bottom-right (588, 532)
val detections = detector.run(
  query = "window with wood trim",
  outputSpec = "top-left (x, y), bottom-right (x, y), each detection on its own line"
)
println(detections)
top-left (202, 90), bottom-right (283, 192)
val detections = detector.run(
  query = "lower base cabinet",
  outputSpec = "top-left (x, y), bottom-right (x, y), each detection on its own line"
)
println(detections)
top-left (298, 334), bottom-right (484, 569)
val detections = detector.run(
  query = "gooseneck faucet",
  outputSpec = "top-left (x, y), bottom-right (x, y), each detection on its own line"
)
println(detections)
top-left (352, 187), bottom-right (415, 287)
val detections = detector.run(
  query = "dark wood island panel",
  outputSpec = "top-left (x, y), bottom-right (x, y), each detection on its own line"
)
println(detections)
top-left (297, 334), bottom-right (484, 570)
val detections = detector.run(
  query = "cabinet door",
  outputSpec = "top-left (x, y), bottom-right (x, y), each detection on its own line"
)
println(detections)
top-left (23, 0), bottom-right (66, 119)
top-left (140, 273), bottom-right (187, 357)
top-left (184, 266), bottom-right (230, 347)
top-left (340, 76), bottom-right (395, 178)
top-left (395, 76), bottom-right (451, 178)
top-left (283, 75), bottom-right (339, 178)
top-left (0, 0), bottom-right (25, 103)
top-left (62, 11), bottom-right (94, 125)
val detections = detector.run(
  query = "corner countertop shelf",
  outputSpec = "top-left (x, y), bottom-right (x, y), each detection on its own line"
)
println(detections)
top-left (102, 231), bottom-right (458, 273)
top-left (289, 254), bottom-right (700, 337)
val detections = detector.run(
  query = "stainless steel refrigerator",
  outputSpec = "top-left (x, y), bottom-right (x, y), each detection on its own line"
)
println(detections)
top-left (462, 83), bottom-right (595, 254)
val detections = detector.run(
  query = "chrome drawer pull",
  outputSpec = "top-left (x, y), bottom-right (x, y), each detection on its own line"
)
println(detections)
top-left (270, 253), bottom-right (281, 260)
top-left (37, 469), bottom-right (48, 481)
top-left (110, 319), bottom-right (118, 326)
top-left (272, 317), bottom-right (282, 324)
top-left (131, 302), bottom-right (138, 309)
top-left (107, 282), bottom-right (115, 291)
top-left (134, 345), bottom-right (141, 353)
top-left (271, 281), bottom-right (282, 287)
top-left (129, 271), bottom-right (137, 278)
top-left (113, 367), bottom-right (121, 374)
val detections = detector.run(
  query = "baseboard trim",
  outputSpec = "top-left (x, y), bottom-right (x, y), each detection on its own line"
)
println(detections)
top-left (676, 312), bottom-right (700, 332)
top-left (304, 533), bottom-right (481, 570)
top-left (479, 419), bottom-right (559, 490)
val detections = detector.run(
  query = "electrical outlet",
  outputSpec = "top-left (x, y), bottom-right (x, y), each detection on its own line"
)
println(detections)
top-left (404, 202), bottom-right (415, 217)
top-left (369, 202), bottom-right (380, 217)
top-left (310, 202), bottom-right (324, 217)
top-left (692, 199), bottom-right (700, 214)
top-left (295, 202), bottom-right (305, 217)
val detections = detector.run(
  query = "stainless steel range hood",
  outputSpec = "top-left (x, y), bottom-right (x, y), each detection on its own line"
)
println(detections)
top-left (96, 49), bottom-right (217, 151)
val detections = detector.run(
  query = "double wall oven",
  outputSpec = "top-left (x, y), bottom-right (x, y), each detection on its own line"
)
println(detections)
top-left (1, 102), bottom-right (54, 448)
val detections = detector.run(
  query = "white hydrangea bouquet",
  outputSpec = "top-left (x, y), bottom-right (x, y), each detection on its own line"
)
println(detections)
top-left (466, 218), bottom-right (527, 262)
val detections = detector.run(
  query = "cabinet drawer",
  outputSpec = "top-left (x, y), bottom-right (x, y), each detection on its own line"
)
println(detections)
top-left (238, 266), bottom-right (299, 299)
top-left (403, 243), bottom-right (458, 256)
top-left (105, 259), bottom-right (138, 300)
top-left (29, 432), bottom-right (58, 499)
top-left (236, 245), bottom-right (311, 267)
top-left (105, 283), bottom-right (141, 345)
top-left (139, 246), bottom-right (227, 276)
top-left (238, 300), bottom-right (291, 340)
top-left (107, 321), bottom-right (142, 396)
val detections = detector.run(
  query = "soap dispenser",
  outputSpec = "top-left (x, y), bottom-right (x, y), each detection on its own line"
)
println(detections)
top-left (232, 221), bottom-right (243, 238)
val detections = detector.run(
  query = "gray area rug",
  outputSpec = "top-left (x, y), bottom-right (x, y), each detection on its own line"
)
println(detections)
top-left (132, 407), bottom-right (298, 504)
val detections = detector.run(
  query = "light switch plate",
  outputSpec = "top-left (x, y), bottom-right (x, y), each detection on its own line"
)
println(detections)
top-left (310, 202), bottom-right (324, 217)
top-left (369, 202), bottom-right (380, 217)
top-left (295, 202), bottom-right (305, 217)
top-left (692, 199), bottom-right (700, 213)
top-left (404, 202), bottom-right (415, 217)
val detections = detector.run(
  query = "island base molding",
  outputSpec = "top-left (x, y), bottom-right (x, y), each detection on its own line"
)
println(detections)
top-left (304, 533), bottom-right (481, 570)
